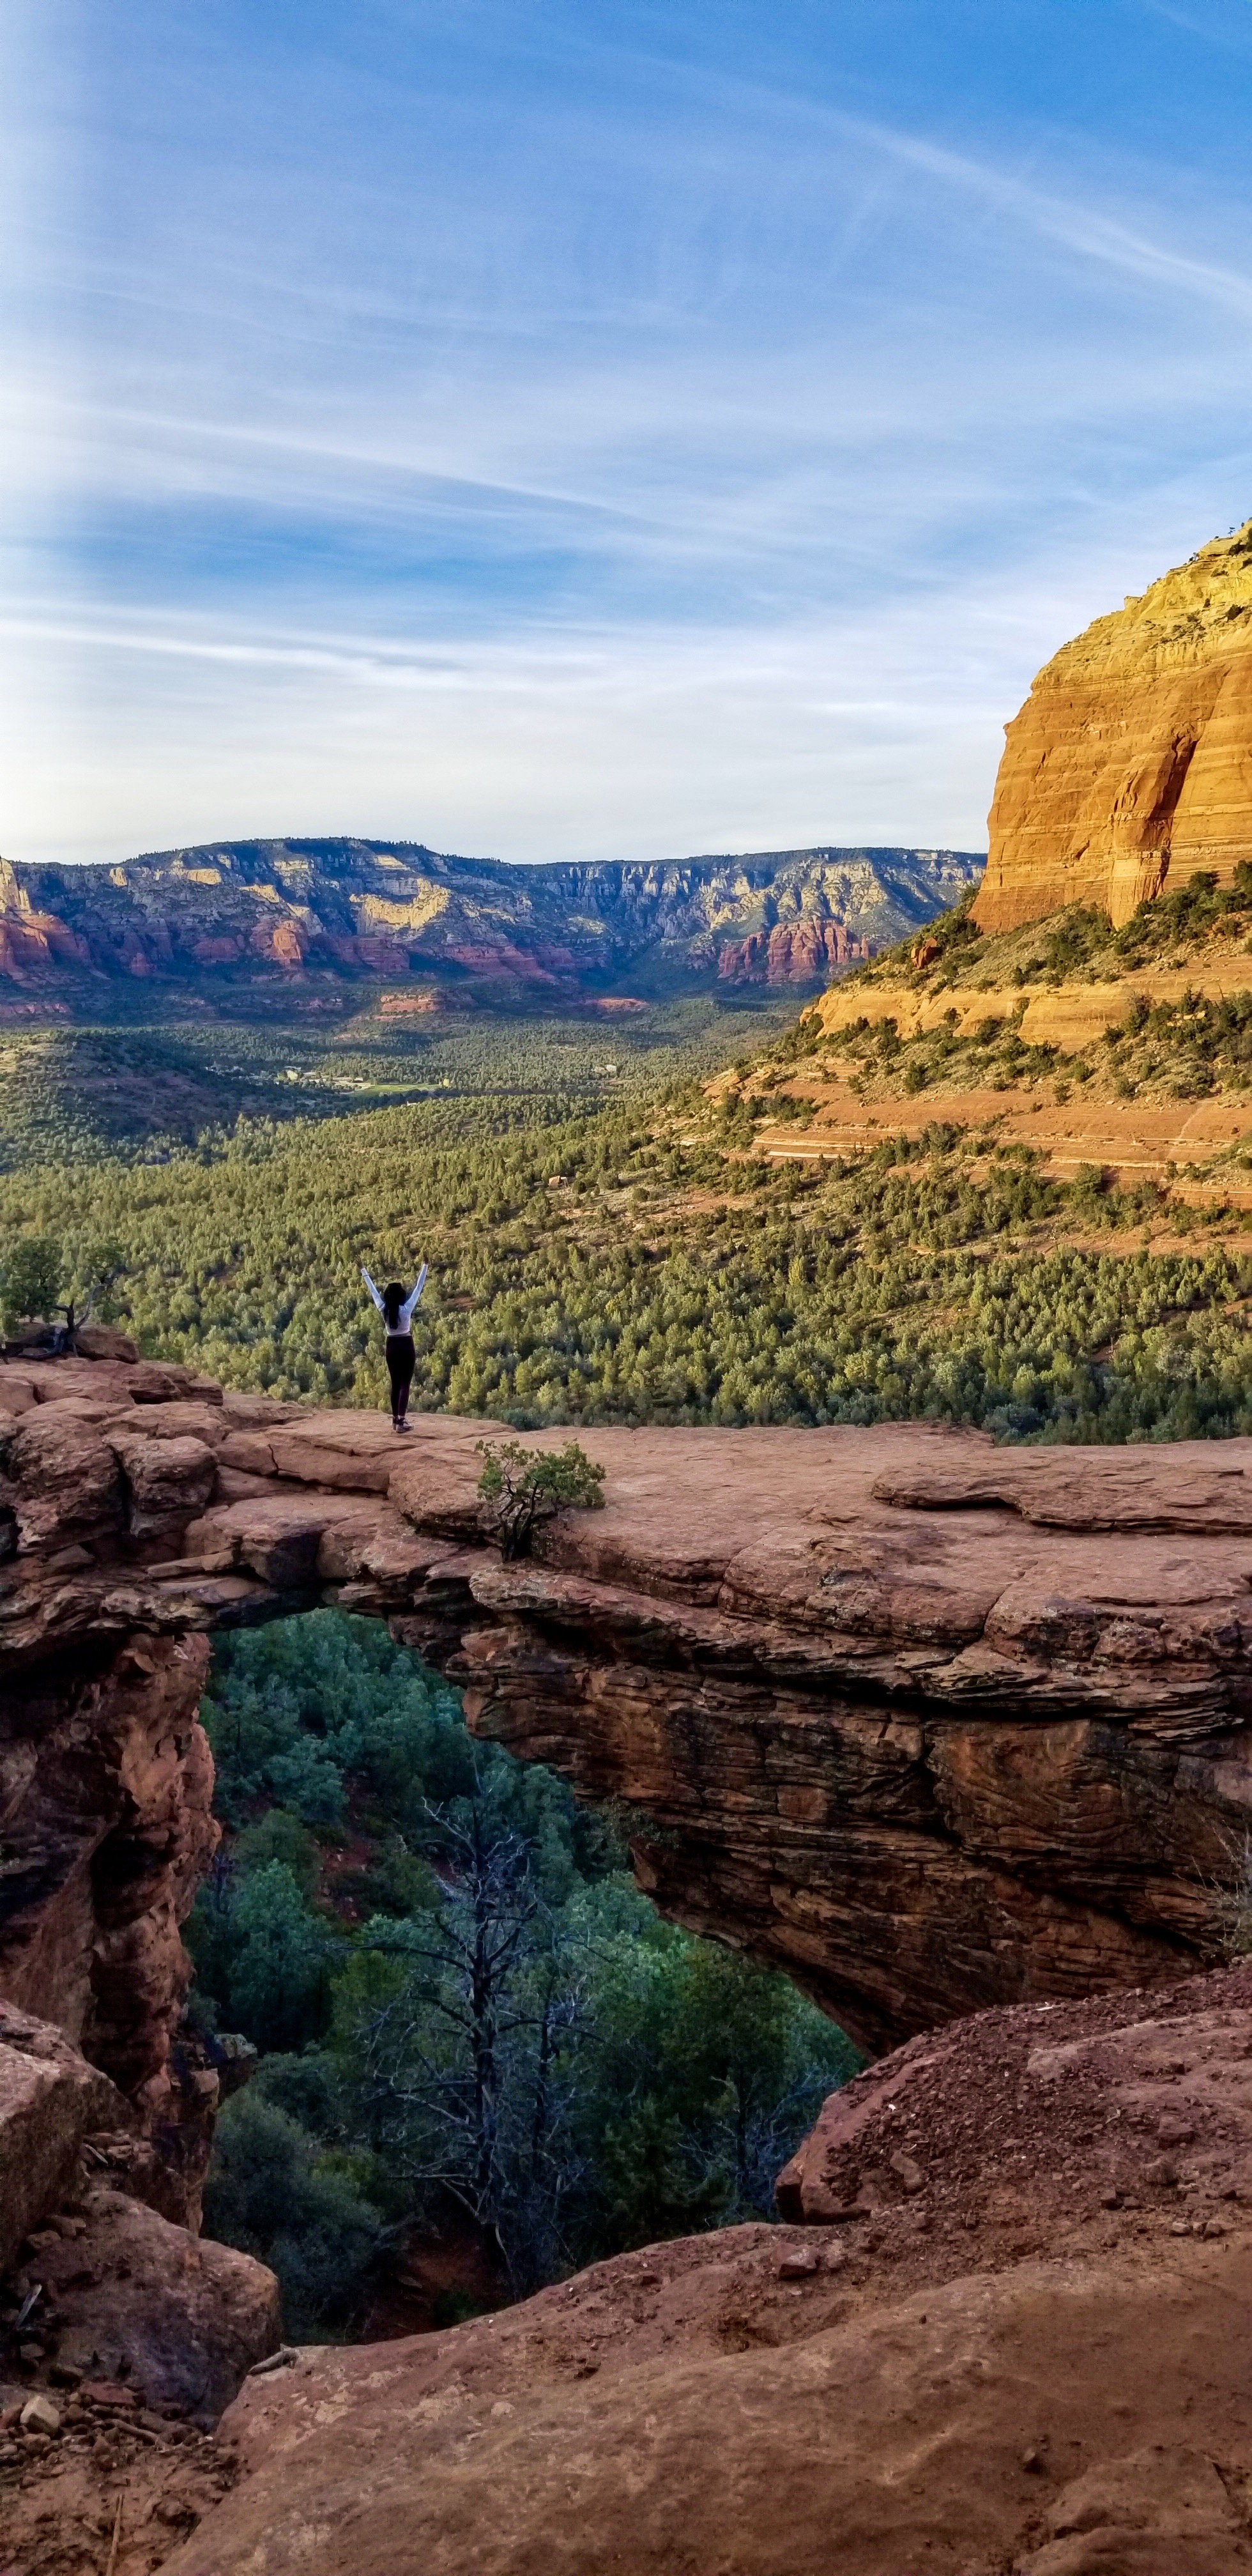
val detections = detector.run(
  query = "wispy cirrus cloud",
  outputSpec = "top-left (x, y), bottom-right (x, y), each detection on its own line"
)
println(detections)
top-left (1134, 0), bottom-right (1252, 49)
top-left (3, 0), bottom-right (1252, 863)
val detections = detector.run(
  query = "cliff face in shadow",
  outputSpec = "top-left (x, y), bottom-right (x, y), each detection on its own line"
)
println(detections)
top-left (977, 519), bottom-right (1252, 932)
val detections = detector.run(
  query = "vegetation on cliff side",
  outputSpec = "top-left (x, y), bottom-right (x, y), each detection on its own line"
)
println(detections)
top-left (190, 1611), bottom-right (855, 2333)
top-left (801, 974), bottom-right (1252, 1109)
top-left (851, 862), bottom-right (1252, 1000)
top-left (2, 880), bottom-right (1251, 1443)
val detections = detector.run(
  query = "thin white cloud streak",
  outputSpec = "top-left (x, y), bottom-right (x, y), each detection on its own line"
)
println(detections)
top-left (606, 51), bottom-right (1252, 334)
top-left (3, 4), bottom-right (1252, 862)
top-left (1136, 0), bottom-right (1252, 47)
top-left (0, 536), bottom-right (1198, 870)
top-left (850, 117), bottom-right (1252, 321)
top-left (0, 617), bottom-right (484, 681)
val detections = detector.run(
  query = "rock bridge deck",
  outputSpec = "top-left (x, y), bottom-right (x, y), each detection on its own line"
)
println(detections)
top-left (3, 1350), bottom-right (1252, 2104)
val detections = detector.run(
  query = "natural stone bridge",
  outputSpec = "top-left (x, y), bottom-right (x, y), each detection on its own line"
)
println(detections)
top-left (4, 1346), bottom-right (1252, 2153)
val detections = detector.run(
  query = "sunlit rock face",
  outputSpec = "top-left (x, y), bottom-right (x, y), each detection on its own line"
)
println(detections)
top-left (977, 519), bottom-right (1252, 932)
top-left (0, 842), bottom-right (980, 1008)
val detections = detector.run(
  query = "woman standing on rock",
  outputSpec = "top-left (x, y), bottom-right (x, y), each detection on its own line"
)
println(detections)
top-left (362, 1262), bottom-right (427, 1432)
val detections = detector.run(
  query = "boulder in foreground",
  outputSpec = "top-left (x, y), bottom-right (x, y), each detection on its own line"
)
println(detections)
top-left (0, 2002), bottom-right (128, 2273)
top-left (159, 1958), bottom-right (1252, 2576)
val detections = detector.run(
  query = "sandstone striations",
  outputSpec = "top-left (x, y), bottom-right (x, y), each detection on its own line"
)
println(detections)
top-left (0, 842), bottom-right (979, 1013)
top-left (808, 956), bottom-right (1252, 1053)
top-left (977, 518), bottom-right (1252, 931)
top-left (714, 917), bottom-right (869, 982)
top-left (6, 1355), bottom-right (1252, 2063)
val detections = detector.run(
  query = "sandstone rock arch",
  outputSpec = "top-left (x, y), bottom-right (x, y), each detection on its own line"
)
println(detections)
top-left (4, 1349), bottom-right (1252, 2161)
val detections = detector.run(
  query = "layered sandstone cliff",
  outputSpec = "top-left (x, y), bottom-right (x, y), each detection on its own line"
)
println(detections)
top-left (977, 518), bottom-right (1252, 932)
top-left (0, 843), bottom-right (977, 1009)
top-left (6, 1354), bottom-right (1252, 2067)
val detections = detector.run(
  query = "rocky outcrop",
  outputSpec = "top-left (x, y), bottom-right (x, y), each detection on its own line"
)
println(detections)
top-left (1, 1632), bottom-right (217, 2129)
top-left (10, 1353), bottom-right (1252, 2568)
top-left (1, 1998), bottom-right (278, 2502)
top-left (6, 1354), bottom-right (1252, 2067)
top-left (0, 844), bottom-right (981, 1013)
top-left (775, 1949), bottom-right (1252, 2229)
top-left (0, 1355), bottom-right (229, 2210)
top-left (807, 957), bottom-right (1252, 1051)
top-left (715, 920), bottom-right (871, 983)
top-left (0, 2002), bottom-right (129, 2273)
top-left (448, 1434), bottom-right (1252, 2050)
top-left (7, 2181), bottom-right (280, 2420)
top-left (977, 518), bottom-right (1252, 932)
top-left (141, 1956), bottom-right (1252, 2576)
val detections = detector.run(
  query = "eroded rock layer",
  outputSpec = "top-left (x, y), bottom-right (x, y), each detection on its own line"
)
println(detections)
top-left (0, 842), bottom-right (976, 1006)
top-left (977, 519), bottom-right (1252, 931)
top-left (5, 1353), bottom-right (1252, 2067)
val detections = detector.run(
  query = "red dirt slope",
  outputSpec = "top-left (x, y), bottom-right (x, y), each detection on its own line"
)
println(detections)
top-left (151, 1958), bottom-right (1252, 2576)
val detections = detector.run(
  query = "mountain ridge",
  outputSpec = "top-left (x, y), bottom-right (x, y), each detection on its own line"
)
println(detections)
top-left (0, 839), bottom-right (982, 1018)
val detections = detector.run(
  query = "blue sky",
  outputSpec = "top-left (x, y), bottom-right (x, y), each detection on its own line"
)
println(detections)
top-left (4, 0), bottom-right (1252, 866)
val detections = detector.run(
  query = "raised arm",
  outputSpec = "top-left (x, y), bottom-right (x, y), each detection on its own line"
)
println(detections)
top-left (400, 1264), bottom-right (428, 1331)
top-left (361, 1266), bottom-right (386, 1315)
top-left (402, 1262), bottom-right (430, 1329)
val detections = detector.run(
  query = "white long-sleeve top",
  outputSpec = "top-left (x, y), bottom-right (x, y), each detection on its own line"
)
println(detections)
top-left (362, 1264), bottom-right (427, 1333)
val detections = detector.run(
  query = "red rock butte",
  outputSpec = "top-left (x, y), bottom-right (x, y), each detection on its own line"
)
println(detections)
top-left (977, 518), bottom-right (1252, 932)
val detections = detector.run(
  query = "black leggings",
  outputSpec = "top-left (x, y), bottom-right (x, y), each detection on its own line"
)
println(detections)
top-left (386, 1334), bottom-right (415, 1422)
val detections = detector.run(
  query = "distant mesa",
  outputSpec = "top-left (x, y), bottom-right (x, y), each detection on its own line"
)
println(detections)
top-left (10, 520), bottom-right (1252, 1014)
top-left (376, 987), bottom-right (441, 1017)
top-left (715, 918), bottom-right (869, 982)
top-left (0, 841), bottom-right (981, 1019)
top-left (977, 517), bottom-right (1252, 933)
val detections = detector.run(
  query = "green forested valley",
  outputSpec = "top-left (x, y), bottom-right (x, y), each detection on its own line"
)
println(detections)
top-left (189, 1611), bottom-right (857, 2333)
top-left (5, 868), bottom-right (1252, 1448)
top-left (1, 987), bottom-right (1249, 1443)
top-left (5, 909), bottom-right (1252, 2341)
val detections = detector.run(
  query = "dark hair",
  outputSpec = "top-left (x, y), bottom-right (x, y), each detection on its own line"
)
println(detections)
top-left (382, 1282), bottom-right (406, 1330)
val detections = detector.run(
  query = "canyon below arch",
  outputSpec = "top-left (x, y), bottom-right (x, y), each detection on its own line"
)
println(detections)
top-left (8, 1346), bottom-right (1252, 2573)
